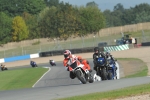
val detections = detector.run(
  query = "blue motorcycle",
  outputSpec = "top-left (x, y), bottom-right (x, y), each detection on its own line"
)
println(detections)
top-left (97, 57), bottom-right (108, 80)
top-left (107, 59), bottom-right (117, 80)
top-left (30, 61), bottom-right (38, 68)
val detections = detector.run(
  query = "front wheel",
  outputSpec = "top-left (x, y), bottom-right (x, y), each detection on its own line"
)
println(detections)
top-left (75, 70), bottom-right (87, 84)
top-left (101, 68), bottom-right (108, 80)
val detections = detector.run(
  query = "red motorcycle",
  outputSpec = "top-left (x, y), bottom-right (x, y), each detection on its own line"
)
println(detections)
top-left (68, 61), bottom-right (93, 84)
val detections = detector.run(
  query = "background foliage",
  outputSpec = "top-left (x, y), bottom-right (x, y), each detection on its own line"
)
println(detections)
top-left (0, 0), bottom-right (150, 44)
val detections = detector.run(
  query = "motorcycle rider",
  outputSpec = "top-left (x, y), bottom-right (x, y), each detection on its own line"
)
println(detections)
top-left (1, 63), bottom-right (7, 71)
top-left (77, 56), bottom-right (92, 72)
top-left (105, 51), bottom-right (117, 71)
top-left (50, 59), bottom-right (55, 64)
top-left (105, 51), bottom-right (116, 63)
top-left (30, 60), bottom-right (37, 67)
top-left (30, 60), bottom-right (35, 65)
top-left (63, 50), bottom-right (78, 79)
top-left (93, 47), bottom-right (107, 75)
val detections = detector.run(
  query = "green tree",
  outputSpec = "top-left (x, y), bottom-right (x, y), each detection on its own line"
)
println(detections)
top-left (22, 12), bottom-right (39, 39)
top-left (12, 16), bottom-right (29, 41)
top-left (78, 6), bottom-right (105, 36)
top-left (44, 0), bottom-right (60, 7)
top-left (135, 11), bottom-right (150, 23)
top-left (0, 12), bottom-right (12, 44)
top-left (38, 2), bottom-right (78, 40)
top-left (86, 1), bottom-right (98, 8)
top-left (103, 10), bottom-right (112, 27)
top-left (113, 3), bottom-right (124, 11)
top-left (38, 2), bottom-right (105, 40)
top-left (0, 0), bottom-right (46, 17)
top-left (38, 6), bottom-right (58, 38)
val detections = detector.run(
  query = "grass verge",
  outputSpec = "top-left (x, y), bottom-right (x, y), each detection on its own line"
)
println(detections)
top-left (0, 67), bottom-right (48, 91)
top-left (58, 83), bottom-right (150, 100)
top-left (117, 58), bottom-right (148, 78)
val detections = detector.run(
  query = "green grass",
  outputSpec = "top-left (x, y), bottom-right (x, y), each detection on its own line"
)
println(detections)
top-left (0, 67), bottom-right (48, 91)
top-left (125, 66), bottom-right (148, 78)
top-left (58, 83), bottom-right (150, 100)
top-left (117, 58), bottom-right (148, 78)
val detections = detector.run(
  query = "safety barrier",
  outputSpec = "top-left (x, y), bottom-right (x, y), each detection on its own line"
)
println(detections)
top-left (0, 45), bottom-right (129, 63)
top-left (104, 44), bottom-right (129, 52)
top-left (39, 47), bottom-right (104, 57)
top-left (0, 53), bottom-right (39, 63)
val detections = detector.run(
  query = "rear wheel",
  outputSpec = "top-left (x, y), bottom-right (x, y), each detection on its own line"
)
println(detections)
top-left (75, 70), bottom-right (87, 84)
top-left (107, 72), bottom-right (113, 80)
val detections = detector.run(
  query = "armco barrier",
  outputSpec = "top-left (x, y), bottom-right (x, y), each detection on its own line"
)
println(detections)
top-left (4, 55), bottom-right (30, 62)
top-left (0, 58), bottom-right (5, 63)
top-left (0, 53), bottom-right (40, 63)
top-left (30, 53), bottom-right (39, 58)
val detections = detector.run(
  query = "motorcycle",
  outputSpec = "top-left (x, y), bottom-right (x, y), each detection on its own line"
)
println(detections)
top-left (1, 66), bottom-right (8, 71)
top-left (96, 57), bottom-right (108, 80)
top-left (30, 61), bottom-right (38, 68)
top-left (107, 59), bottom-right (117, 80)
top-left (68, 61), bottom-right (94, 84)
top-left (49, 60), bottom-right (56, 66)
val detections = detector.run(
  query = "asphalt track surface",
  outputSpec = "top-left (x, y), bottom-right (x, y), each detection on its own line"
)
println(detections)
top-left (0, 61), bottom-right (150, 100)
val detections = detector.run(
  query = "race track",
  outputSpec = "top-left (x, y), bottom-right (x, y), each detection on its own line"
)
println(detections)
top-left (0, 60), bottom-right (150, 100)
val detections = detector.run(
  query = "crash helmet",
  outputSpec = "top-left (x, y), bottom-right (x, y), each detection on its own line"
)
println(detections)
top-left (94, 47), bottom-right (99, 54)
top-left (106, 51), bottom-right (110, 56)
top-left (63, 50), bottom-right (71, 58)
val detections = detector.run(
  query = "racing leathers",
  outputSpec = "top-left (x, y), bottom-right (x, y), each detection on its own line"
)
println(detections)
top-left (63, 54), bottom-right (79, 79)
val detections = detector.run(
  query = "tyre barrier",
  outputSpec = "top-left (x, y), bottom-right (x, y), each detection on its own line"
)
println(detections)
top-left (141, 42), bottom-right (150, 46)
top-left (39, 47), bottom-right (104, 57)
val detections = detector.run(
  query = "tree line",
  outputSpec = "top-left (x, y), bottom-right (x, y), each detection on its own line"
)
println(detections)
top-left (0, 0), bottom-right (150, 44)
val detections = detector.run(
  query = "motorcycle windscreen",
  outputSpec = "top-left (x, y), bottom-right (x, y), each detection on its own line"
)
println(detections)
top-left (97, 57), bottom-right (105, 66)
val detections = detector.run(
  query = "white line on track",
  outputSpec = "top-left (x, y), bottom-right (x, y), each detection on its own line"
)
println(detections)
top-left (32, 67), bottom-right (51, 87)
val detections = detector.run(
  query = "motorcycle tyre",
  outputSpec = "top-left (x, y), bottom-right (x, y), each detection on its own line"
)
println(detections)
top-left (107, 72), bottom-right (113, 80)
top-left (101, 69), bottom-right (108, 80)
top-left (75, 70), bottom-right (87, 84)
